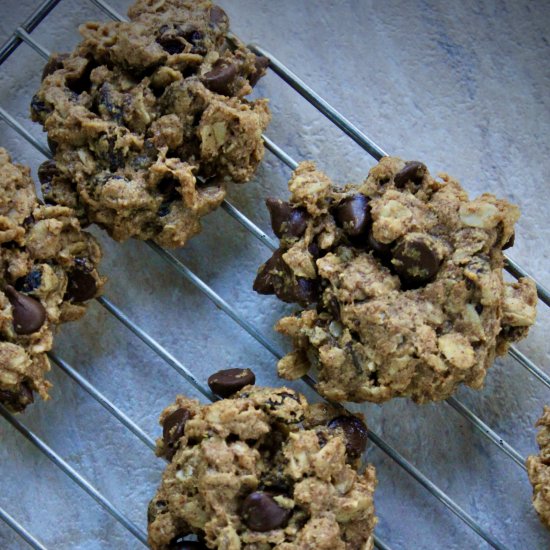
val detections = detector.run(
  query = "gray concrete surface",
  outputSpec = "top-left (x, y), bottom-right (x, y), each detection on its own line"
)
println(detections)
top-left (0, 0), bottom-right (549, 548)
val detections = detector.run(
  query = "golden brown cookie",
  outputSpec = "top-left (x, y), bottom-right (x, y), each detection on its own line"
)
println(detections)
top-left (527, 407), bottom-right (550, 529)
top-left (0, 148), bottom-right (104, 412)
top-left (254, 158), bottom-right (537, 403)
top-left (148, 381), bottom-right (377, 549)
top-left (31, 0), bottom-right (271, 248)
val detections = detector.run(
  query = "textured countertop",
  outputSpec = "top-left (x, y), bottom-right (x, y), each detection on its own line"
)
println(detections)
top-left (0, 1), bottom-right (549, 549)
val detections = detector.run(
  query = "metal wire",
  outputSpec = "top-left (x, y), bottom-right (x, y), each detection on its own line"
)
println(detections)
top-left (49, 351), bottom-right (156, 451)
top-left (0, 405), bottom-right (148, 546)
top-left (0, 0), bottom-right (547, 548)
top-left (0, 508), bottom-right (47, 550)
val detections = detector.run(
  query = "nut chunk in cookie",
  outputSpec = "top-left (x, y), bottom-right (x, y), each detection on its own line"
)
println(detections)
top-left (31, 0), bottom-right (271, 248)
top-left (0, 148), bottom-right (104, 412)
top-left (254, 159), bottom-right (537, 404)
top-left (148, 383), bottom-right (377, 549)
top-left (527, 407), bottom-right (550, 530)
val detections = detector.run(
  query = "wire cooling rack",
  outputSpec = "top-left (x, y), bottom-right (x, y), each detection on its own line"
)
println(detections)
top-left (0, 1), bottom-right (548, 548)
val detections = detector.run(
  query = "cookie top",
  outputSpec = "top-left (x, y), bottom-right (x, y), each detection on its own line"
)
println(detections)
top-left (0, 148), bottom-right (104, 412)
top-left (31, 0), bottom-right (271, 248)
top-left (148, 384), bottom-right (377, 549)
top-left (254, 158), bottom-right (537, 403)
top-left (526, 406), bottom-right (550, 529)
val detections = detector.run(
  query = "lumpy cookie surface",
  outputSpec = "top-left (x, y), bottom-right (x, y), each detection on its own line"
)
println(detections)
top-left (0, 148), bottom-right (104, 412)
top-left (148, 386), bottom-right (377, 549)
top-left (527, 407), bottom-right (550, 529)
top-left (31, 0), bottom-right (271, 248)
top-left (254, 158), bottom-right (537, 403)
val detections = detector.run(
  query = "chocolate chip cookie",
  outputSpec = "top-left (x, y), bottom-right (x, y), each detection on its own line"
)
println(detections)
top-left (527, 407), bottom-right (550, 529)
top-left (0, 148), bottom-right (104, 412)
top-left (254, 158), bottom-right (537, 403)
top-left (148, 378), bottom-right (377, 549)
top-left (31, 0), bottom-right (271, 248)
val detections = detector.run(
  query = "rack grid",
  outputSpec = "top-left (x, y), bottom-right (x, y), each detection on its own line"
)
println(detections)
top-left (0, 1), bottom-right (548, 548)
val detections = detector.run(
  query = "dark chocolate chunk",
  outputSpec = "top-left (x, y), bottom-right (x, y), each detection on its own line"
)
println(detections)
top-left (292, 277), bottom-right (318, 306)
top-left (163, 408), bottom-right (191, 458)
top-left (201, 61), bottom-right (238, 96)
top-left (366, 229), bottom-right (392, 256)
top-left (328, 415), bottom-right (368, 459)
top-left (253, 249), bottom-right (318, 306)
top-left (41, 53), bottom-right (69, 81)
top-left (393, 161), bottom-right (427, 188)
top-left (249, 55), bottom-right (269, 87)
top-left (392, 235), bottom-right (441, 286)
top-left (5, 286), bottom-right (47, 335)
top-left (265, 198), bottom-right (308, 239)
top-left (157, 34), bottom-right (185, 55)
top-left (0, 382), bottom-right (34, 413)
top-left (241, 491), bottom-right (291, 532)
top-left (333, 195), bottom-right (371, 237)
top-left (208, 368), bottom-right (256, 398)
top-left (65, 261), bottom-right (98, 303)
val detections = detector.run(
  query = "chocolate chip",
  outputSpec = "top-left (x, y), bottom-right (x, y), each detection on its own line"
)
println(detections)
top-left (0, 382), bottom-right (34, 413)
top-left (265, 198), bottom-right (308, 239)
top-left (209, 5), bottom-right (228, 27)
top-left (366, 229), bottom-right (392, 256)
top-left (328, 415), bottom-right (368, 459)
top-left (241, 491), bottom-right (291, 532)
top-left (157, 34), bottom-right (185, 55)
top-left (392, 235), bottom-right (441, 287)
top-left (41, 53), bottom-right (69, 81)
top-left (201, 61), bottom-right (239, 96)
top-left (5, 286), bottom-right (46, 335)
top-left (208, 368), bottom-right (256, 398)
top-left (163, 408), bottom-right (191, 457)
top-left (249, 55), bottom-right (269, 87)
top-left (253, 250), bottom-right (318, 306)
top-left (65, 262), bottom-right (98, 303)
top-left (393, 161), bottom-right (427, 188)
top-left (292, 277), bottom-right (318, 306)
top-left (333, 195), bottom-right (371, 237)
top-left (503, 232), bottom-right (515, 250)
top-left (253, 252), bottom-right (280, 295)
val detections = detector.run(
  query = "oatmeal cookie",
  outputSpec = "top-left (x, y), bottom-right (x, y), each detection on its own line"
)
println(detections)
top-left (31, 0), bottom-right (271, 248)
top-left (148, 375), bottom-right (377, 549)
top-left (0, 148), bottom-right (104, 412)
top-left (527, 407), bottom-right (550, 529)
top-left (254, 158), bottom-right (537, 404)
